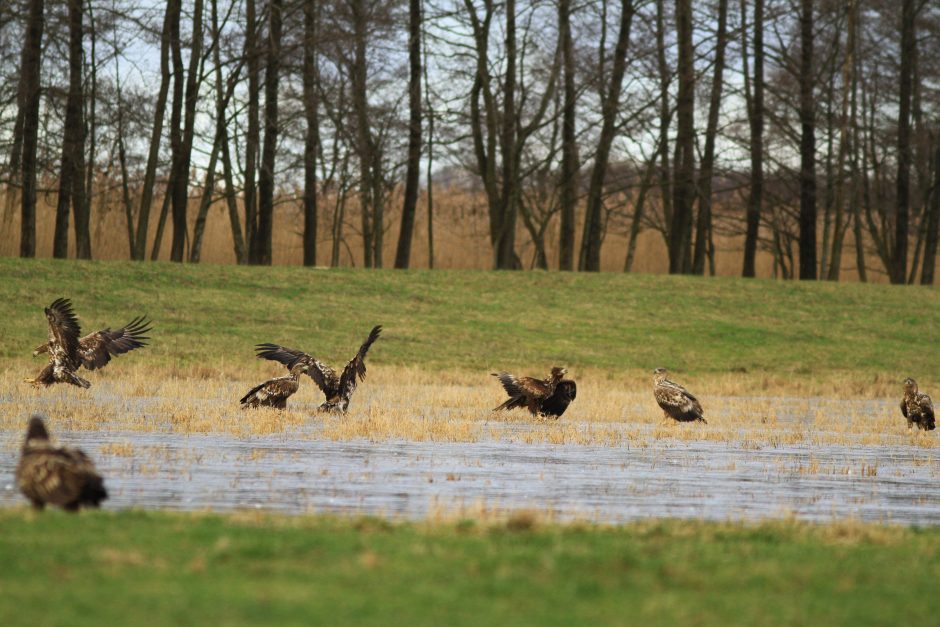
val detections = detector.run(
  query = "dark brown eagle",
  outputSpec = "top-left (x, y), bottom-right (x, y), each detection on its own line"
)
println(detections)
top-left (653, 367), bottom-right (706, 424)
top-left (492, 366), bottom-right (576, 418)
top-left (16, 415), bottom-right (108, 511)
top-left (240, 362), bottom-right (310, 409)
top-left (27, 298), bottom-right (152, 388)
top-left (254, 325), bottom-right (382, 413)
top-left (901, 377), bottom-right (935, 431)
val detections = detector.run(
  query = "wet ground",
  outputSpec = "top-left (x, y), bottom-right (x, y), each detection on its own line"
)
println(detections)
top-left (3, 422), bottom-right (938, 525)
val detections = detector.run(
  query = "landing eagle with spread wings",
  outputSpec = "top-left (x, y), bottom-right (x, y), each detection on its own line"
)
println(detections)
top-left (16, 415), bottom-right (108, 511)
top-left (901, 377), bottom-right (936, 431)
top-left (240, 362), bottom-right (310, 409)
top-left (253, 325), bottom-right (382, 413)
top-left (492, 366), bottom-right (576, 418)
top-left (26, 298), bottom-right (152, 388)
top-left (653, 367), bottom-right (706, 424)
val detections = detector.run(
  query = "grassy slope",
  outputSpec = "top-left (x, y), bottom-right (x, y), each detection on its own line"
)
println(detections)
top-left (1, 257), bottom-right (937, 380)
top-left (1, 510), bottom-right (938, 626)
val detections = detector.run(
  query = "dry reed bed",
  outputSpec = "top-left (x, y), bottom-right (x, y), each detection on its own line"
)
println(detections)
top-left (1, 364), bottom-right (936, 452)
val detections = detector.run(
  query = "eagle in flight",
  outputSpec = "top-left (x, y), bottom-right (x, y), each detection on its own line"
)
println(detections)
top-left (27, 298), bottom-right (152, 388)
top-left (901, 377), bottom-right (935, 431)
top-left (240, 362), bottom-right (311, 409)
top-left (16, 415), bottom-right (108, 511)
top-left (653, 367), bottom-right (706, 424)
top-left (254, 325), bottom-right (382, 413)
top-left (492, 366), bottom-right (576, 418)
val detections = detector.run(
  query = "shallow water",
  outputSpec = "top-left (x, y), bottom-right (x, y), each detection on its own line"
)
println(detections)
top-left (3, 426), bottom-right (938, 525)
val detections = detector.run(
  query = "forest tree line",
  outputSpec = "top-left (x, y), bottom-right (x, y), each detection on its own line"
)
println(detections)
top-left (0, 0), bottom-right (938, 281)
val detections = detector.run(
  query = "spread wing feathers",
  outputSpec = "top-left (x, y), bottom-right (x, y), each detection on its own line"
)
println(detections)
top-left (337, 325), bottom-right (383, 397)
top-left (240, 375), bottom-right (299, 409)
top-left (655, 380), bottom-right (706, 423)
top-left (45, 298), bottom-right (82, 363)
top-left (495, 373), bottom-right (553, 400)
top-left (17, 446), bottom-right (107, 510)
top-left (254, 344), bottom-right (338, 395)
top-left (78, 316), bottom-right (153, 370)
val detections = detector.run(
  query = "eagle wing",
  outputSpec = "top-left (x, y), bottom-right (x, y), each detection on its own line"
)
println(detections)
top-left (254, 343), bottom-right (338, 396)
top-left (900, 399), bottom-right (909, 419)
top-left (239, 375), bottom-right (299, 408)
top-left (655, 379), bottom-right (704, 421)
top-left (45, 298), bottom-right (82, 365)
top-left (337, 325), bottom-right (383, 400)
top-left (78, 316), bottom-right (152, 370)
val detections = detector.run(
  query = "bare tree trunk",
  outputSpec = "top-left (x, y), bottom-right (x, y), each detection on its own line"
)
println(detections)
top-left (245, 0), bottom-right (260, 262)
top-left (624, 151), bottom-right (658, 272)
top-left (654, 0), bottom-right (672, 243)
top-left (892, 0), bottom-right (915, 284)
top-left (302, 0), bottom-right (320, 267)
top-left (133, 2), bottom-right (172, 261)
top-left (921, 138), bottom-right (940, 285)
top-left (424, 17), bottom-right (435, 270)
top-left (693, 0), bottom-right (728, 276)
top-left (798, 0), bottom-right (817, 280)
top-left (557, 0), bottom-right (577, 271)
top-left (75, 0), bottom-right (94, 259)
top-left (578, 0), bottom-right (634, 271)
top-left (151, 191), bottom-right (172, 260)
top-left (495, 0), bottom-right (519, 270)
top-left (668, 0), bottom-right (694, 274)
top-left (256, 0), bottom-right (281, 266)
top-left (394, 0), bottom-right (423, 269)
top-left (18, 0), bottom-right (45, 258)
top-left (351, 0), bottom-right (374, 267)
top-left (741, 0), bottom-right (763, 277)
top-left (53, 0), bottom-right (85, 259)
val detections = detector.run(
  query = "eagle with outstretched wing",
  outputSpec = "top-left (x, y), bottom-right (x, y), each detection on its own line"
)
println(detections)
top-left (25, 298), bottom-right (89, 388)
top-left (653, 367), bottom-right (706, 424)
top-left (492, 366), bottom-right (575, 418)
top-left (254, 325), bottom-right (382, 412)
top-left (16, 415), bottom-right (108, 511)
top-left (240, 362), bottom-right (310, 409)
top-left (901, 377), bottom-right (936, 431)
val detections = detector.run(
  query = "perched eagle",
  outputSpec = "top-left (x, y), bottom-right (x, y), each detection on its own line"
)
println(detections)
top-left (492, 366), bottom-right (576, 418)
top-left (240, 362), bottom-right (310, 409)
top-left (27, 298), bottom-right (152, 388)
top-left (901, 377), bottom-right (936, 431)
top-left (653, 367), bottom-right (706, 424)
top-left (254, 325), bottom-right (382, 413)
top-left (16, 415), bottom-right (108, 511)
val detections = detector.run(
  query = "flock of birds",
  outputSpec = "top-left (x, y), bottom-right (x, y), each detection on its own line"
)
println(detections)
top-left (12, 297), bottom-right (938, 512)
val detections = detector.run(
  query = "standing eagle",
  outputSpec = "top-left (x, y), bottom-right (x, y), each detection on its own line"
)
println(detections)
top-left (492, 366), bottom-right (576, 418)
top-left (16, 415), bottom-right (108, 511)
top-left (900, 377), bottom-right (936, 431)
top-left (27, 298), bottom-right (152, 387)
top-left (254, 325), bottom-right (382, 413)
top-left (653, 367), bottom-right (706, 424)
top-left (240, 362), bottom-right (310, 409)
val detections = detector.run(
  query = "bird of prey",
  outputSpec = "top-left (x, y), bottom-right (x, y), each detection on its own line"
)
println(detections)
top-left (900, 377), bottom-right (936, 431)
top-left (16, 415), bottom-right (108, 511)
top-left (254, 325), bottom-right (382, 413)
top-left (653, 367), bottom-right (706, 424)
top-left (240, 362), bottom-right (310, 409)
top-left (27, 298), bottom-right (152, 387)
top-left (492, 366), bottom-right (575, 418)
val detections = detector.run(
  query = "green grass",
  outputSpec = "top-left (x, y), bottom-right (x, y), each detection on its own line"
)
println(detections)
top-left (0, 509), bottom-right (937, 626)
top-left (1, 257), bottom-right (937, 379)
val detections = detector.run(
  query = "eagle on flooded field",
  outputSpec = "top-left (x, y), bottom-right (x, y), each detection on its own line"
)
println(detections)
top-left (653, 367), bottom-right (706, 424)
top-left (254, 325), bottom-right (382, 413)
top-left (240, 362), bottom-right (310, 409)
top-left (27, 298), bottom-right (152, 388)
top-left (16, 415), bottom-right (108, 511)
top-left (901, 377), bottom-right (935, 431)
top-left (492, 366), bottom-right (576, 418)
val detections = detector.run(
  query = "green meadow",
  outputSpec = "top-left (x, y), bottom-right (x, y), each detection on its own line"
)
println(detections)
top-left (1, 510), bottom-right (937, 626)
top-left (1, 257), bottom-right (937, 381)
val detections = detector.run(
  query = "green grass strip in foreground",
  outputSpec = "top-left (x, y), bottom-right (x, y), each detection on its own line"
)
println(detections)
top-left (1, 257), bottom-right (939, 378)
top-left (0, 509), bottom-right (937, 626)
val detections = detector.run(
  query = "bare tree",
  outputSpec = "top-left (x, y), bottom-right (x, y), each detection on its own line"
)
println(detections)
top-left (667, 0), bottom-right (694, 274)
top-left (798, 0), bottom-right (817, 280)
top-left (394, 0), bottom-right (423, 269)
top-left (741, 0), bottom-right (763, 277)
top-left (17, 0), bottom-right (46, 257)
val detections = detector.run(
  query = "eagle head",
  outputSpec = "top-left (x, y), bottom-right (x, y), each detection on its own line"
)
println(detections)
top-left (903, 377), bottom-right (918, 393)
top-left (25, 415), bottom-right (50, 444)
top-left (550, 366), bottom-right (567, 379)
top-left (653, 367), bottom-right (668, 384)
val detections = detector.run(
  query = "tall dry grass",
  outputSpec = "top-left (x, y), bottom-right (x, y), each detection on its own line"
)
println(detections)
top-left (0, 184), bottom-right (888, 280)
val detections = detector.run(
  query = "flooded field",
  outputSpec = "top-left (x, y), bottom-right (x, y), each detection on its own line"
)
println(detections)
top-left (3, 417), bottom-right (938, 525)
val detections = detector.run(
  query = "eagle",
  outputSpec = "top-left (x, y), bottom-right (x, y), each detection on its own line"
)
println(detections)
top-left (240, 362), bottom-right (310, 409)
top-left (901, 377), bottom-right (936, 431)
top-left (16, 415), bottom-right (108, 511)
top-left (254, 325), bottom-right (382, 413)
top-left (653, 367), bottom-right (706, 424)
top-left (492, 366), bottom-right (576, 418)
top-left (27, 298), bottom-right (152, 388)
